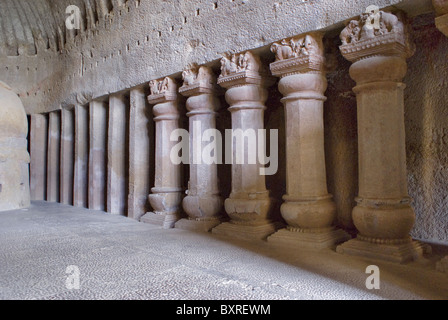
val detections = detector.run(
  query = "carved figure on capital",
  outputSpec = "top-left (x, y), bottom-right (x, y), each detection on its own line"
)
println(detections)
top-left (271, 39), bottom-right (295, 60)
top-left (219, 51), bottom-right (262, 77)
top-left (341, 10), bottom-right (406, 45)
top-left (182, 65), bottom-right (198, 86)
top-left (271, 33), bottom-right (324, 62)
top-left (149, 77), bottom-right (175, 96)
top-left (339, 10), bottom-right (415, 61)
top-left (181, 64), bottom-right (216, 90)
top-left (340, 20), bottom-right (361, 45)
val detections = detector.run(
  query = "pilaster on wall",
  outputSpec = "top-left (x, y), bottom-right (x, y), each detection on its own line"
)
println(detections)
top-left (46, 111), bottom-right (61, 203)
top-left (73, 104), bottom-right (89, 208)
top-left (88, 100), bottom-right (107, 211)
top-left (128, 87), bottom-right (153, 221)
top-left (107, 93), bottom-right (129, 215)
top-left (30, 114), bottom-right (48, 201)
top-left (60, 109), bottom-right (75, 205)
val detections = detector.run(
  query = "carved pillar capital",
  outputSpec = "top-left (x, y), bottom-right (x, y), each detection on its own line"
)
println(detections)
top-left (147, 77), bottom-right (180, 122)
top-left (339, 11), bottom-right (414, 92)
top-left (270, 32), bottom-right (328, 100)
top-left (434, 0), bottom-right (448, 36)
top-left (180, 65), bottom-right (220, 96)
top-left (270, 32), bottom-right (326, 77)
top-left (218, 51), bottom-right (275, 118)
top-left (218, 51), bottom-right (275, 89)
top-left (148, 77), bottom-right (178, 104)
top-left (339, 10), bottom-right (415, 63)
top-left (180, 65), bottom-right (221, 115)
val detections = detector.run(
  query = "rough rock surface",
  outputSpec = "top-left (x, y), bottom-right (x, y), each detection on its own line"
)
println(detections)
top-left (0, 81), bottom-right (30, 211)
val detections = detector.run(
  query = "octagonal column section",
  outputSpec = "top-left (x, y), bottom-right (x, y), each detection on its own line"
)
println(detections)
top-left (434, 0), bottom-right (448, 36)
top-left (47, 111), bottom-right (61, 203)
top-left (128, 87), bottom-right (153, 221)
top-left (73, 104), bottom-right (89, 208)
top-left (107, 93), bottom-right (128, 215)
top-left (140, 77), bottom-right (183, 229)
top-left (174, 65), bottom-right (224, 232)
top-left (336, 10), bottom-right (431, 263)
top-left (60, 108), bottom-right (74, 205)
top-left (267, 32), bottom-right (350, 249)
top-left (212, 51), bottom-right (280, 241)
top-left (88, 100), bottom-right (107, 211)
top-left (30, 114), bottom-right (48, 201)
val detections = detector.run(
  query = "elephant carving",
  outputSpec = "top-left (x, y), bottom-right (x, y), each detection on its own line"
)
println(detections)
top-left (271, 39), bottom-right (295, 60)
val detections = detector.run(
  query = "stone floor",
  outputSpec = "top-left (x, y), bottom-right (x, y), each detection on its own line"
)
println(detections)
top-left (1, 201), bottom-right (448, 300)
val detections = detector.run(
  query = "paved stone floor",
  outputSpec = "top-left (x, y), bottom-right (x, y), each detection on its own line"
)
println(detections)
top-left (1, 201), bottom-right (448, 300)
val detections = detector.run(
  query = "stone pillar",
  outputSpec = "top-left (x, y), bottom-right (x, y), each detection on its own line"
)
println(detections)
top-left (60, 108), bottom-right (74, 205)
top-left (174, 65), bottom-right (224, 232)
top-left (107, 93), bottom-right (128, 215)
top-left (128, 87), bottom-right (153, 221)
top-left (212, 51), bottom-right (280, 240)
top-left (267, 33), bottom-right (350, 249)
top-left (30, 114), bottom-right (48, 201)
top-left (140, 77), bottom-right (183, 228)
top-left (88, 100), bottom-right (107, 211)
top-left (336, 10), bottom-right (431, 263)
top-left (47, 111), bottom-right (61, 203)
top-left (73, 104), bottom-right (89, 208)
top-left (434, 0), bottom-right (448, 36)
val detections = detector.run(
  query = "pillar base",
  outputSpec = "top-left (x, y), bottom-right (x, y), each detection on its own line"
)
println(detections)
top-left (436, 256), bottom-right (448, 273)
top-left (212, 221), bottom-right (283, 241)
top-left (267, 226), bottom-right (351, 250)
top-left (336, 237), bottom-right (432, 264)
top-left (140, 212), bottom-right (180, 229)
top-left (224, 196), bottom-right (273, 225)
top-left (175, 217), bottom-right (224, 233)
